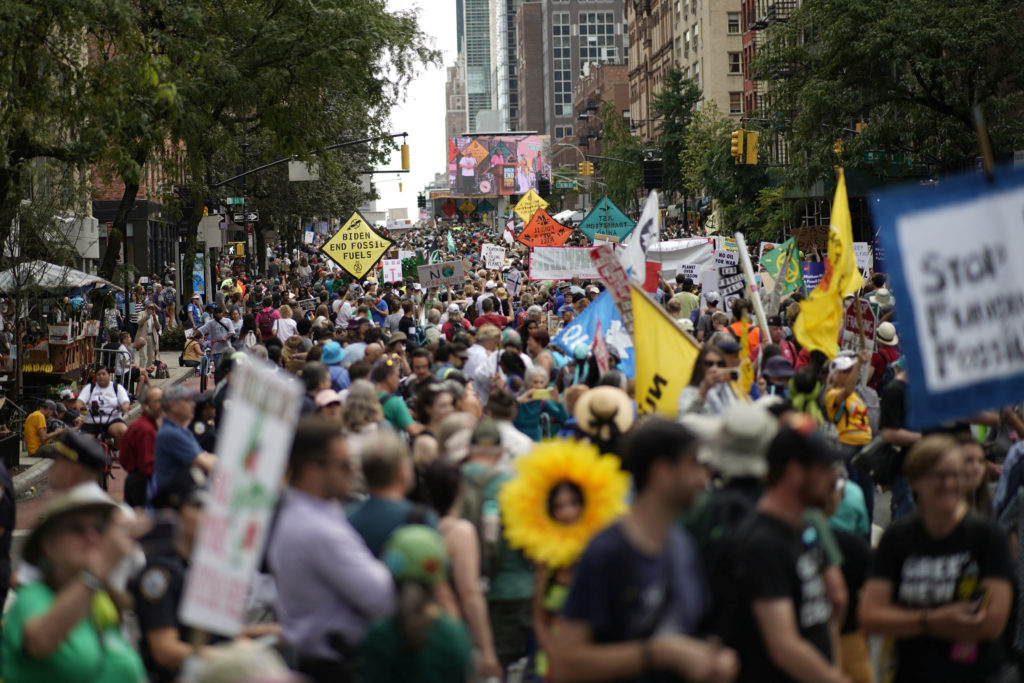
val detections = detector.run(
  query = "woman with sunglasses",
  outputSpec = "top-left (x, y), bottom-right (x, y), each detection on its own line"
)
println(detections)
top-left (676, 343), bottom-right (741, 416)
top-left (860, 435), bottom-right (1014, 682)
top-left (3, 487), bottom-right (143, 682)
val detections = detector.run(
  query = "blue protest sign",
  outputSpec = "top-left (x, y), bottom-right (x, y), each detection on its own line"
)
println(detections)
top-left (552, 290), bottom-right (635, 378)
top-left (578, 197), bottom-right (635, 243)
top-left (872, 163), bottom-right (1024, 430)
top-left (802, 261), bottom-right (825, 293)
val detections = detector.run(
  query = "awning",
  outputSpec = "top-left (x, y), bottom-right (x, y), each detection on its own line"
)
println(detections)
top-left (0, 261), bottom-right (123, 293)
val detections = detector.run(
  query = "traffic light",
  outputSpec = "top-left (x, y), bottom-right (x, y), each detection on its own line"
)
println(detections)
top-left (833, 138), bottom-right (843, 155)
top-left (730, 130), bottom-right (745, 161)
top-left (855, 121), bottom-right (867, 133)
top-left (581, 161), bottom-right (594, 176)
top-left (417, 194), bottom-right (426, 209)
top-left (642, 157), bottom-right (663, 190)
top-left (578, 162), bottom-right (586, 176)
top-left (745, 131), bottom-right (758, 165)
top-left (538, 175), bottom-right (551, 197)
top-left (401, 143), bottom-right (410, 170)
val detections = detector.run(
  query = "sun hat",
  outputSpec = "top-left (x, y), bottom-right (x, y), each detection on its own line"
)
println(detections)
top-left (829, 350), bottom-right (858, 374)
top-left (23, 485), bottom-right (117, 565)
top-left (573, 386), bottom-right (634, 445)
top-left (681, 402), bottom-right (778, 480)
top-left (320, 341), bottom-right (343, 365)
top-left (869, 288), bottom-right (893, 306)
top-left (876, 321), bottom-right (898, 346)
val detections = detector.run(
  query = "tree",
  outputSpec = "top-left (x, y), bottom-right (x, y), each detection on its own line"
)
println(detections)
top-left (597, 99), bottom-right (642, 213)
top-left (651, 66), bottom-right (701, 199)
top-left (755, 0), bottom-right (1024, 190)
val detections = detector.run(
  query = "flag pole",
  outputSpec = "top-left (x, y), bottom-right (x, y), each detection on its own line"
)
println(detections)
top-left (734, 232), bottom-right (771, 341)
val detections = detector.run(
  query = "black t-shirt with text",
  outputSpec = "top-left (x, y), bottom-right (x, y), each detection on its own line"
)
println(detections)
top-left (730, 512), bottom-right (833, 683)
top-left (871, 513), bottom-right (1012, 682)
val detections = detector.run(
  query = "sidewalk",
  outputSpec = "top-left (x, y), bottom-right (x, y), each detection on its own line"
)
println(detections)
top-left (13, 350), bottom-right (196, 497)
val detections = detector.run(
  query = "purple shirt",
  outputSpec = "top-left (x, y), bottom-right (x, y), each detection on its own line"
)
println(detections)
top-left (267, 488), bottom-right (395, 659)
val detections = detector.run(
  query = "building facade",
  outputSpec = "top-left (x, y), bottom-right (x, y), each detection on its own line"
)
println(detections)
top-left (675, 0), bottom-right (744, 118)
top-left (627, 0), bottom-right (674, 143)
top-left (573, 62), bottom-right (630, 160)
top-left (515, 2), bottom-right (546, 132)
top-left (445, 60), bottom-right (469, 139)
top-left (463, 0), bottom-right (495, 132)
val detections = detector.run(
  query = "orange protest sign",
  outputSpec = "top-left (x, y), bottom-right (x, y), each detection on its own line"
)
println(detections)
top-left (517, 209), bottom-right (573, 247)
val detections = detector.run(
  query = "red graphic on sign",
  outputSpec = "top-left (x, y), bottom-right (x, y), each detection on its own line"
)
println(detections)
top-left (517, 210), bottom-right (573, 247)
top-left (441, 199), bottom-right (457, 218)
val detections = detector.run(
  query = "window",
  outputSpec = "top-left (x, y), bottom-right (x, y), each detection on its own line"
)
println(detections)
top-left (579, 11), bottom-right (616, 64)
top-left (728, 52), bottom-right (741, 74)
top-left (555, 126), bottom-right (572, 139)
top-left (727, 12), bottom-right (740, 34)
top-left (729, 92), bottom-right (742, 115)
top-left (553, 13), bottom-right (572, 118)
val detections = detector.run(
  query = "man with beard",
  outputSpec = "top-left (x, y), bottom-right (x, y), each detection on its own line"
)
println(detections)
top-left (726, 415), bottom-right (847, 683)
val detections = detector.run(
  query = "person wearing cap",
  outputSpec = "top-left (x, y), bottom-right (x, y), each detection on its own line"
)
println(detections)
top-left (131, 469), bottom-right (218, 682)
top-left (824, 348), bottom-right (875, 525)
top-left (869, 321), bottom-right (900, 391)
top-left (76, 365), bottom-right (131, 450)
top-left (725, 415), bottom-right (846, 683)
top-left (316, 389), bottom-right (343, 423)
top-left (695, 292), bottom-right (720, 342)
top-left (24, 400), bottom-right (63, 457)
top-left (760, 355), bottom-right (795, 399)
top-left (473, 295), bottom-right (508, 330)
top-left (361, 525), bottom-right (473, 683)
top-left (188, 391), bottom-right (218, 452)
top-left (766, 314), bottom-right (798, 366)
top-left (57, 390), bottom-right (84, 430)
top-left (186, 293), bottom-right (203, 331)
top-left (552, 418), bottom-right (739, 683)
top-left (119, 386), bottom-right (163, 506)
top-left (266, 418), bottom-right (396, 680)
top-left (152, 386), bottom-right (217, 502)
top-left (3, 487), bottom-right (144, 681)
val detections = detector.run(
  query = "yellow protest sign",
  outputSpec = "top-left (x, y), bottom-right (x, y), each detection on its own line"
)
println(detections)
top-left (321, 211), bottom-right (394, 280)
top-left (513, 189), bottom-right (549, 224)
top-left (631, 284), bottom-right (700, 417)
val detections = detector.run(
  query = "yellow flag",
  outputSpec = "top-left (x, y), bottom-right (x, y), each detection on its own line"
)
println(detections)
top-left (631, 285), bottom-right (701, 417)
top-left (793, 170), bottom-right (864, 358)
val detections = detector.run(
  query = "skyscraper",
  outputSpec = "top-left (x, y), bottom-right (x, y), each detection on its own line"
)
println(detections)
top-left (463, 0), bottom-right (495, 132)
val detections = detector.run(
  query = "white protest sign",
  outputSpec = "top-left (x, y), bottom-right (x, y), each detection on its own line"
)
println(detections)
top-left (481, 244), bottom-right (506, 270)
top-left (840, 298), bottom-right (877, 382)
top-left (505, 269), bottom-right (523, 297)
top-left (590, 245), bottom-right (634, 334)
top-left (758, 241), bottom-right (780, 263)
top-left (398, 250), bottom-right (415, 262)
top-left (417, 260), bottom-right (465, 288)
top-left (854, 242), bottom-right (871, 272)
top-left (714, 249), bottom-right (739, 267)
top-left (675, 263), bottom-right (700, 280)
top-left (303, 230), bottom-right (314, 245)
top-left (179, 362), bottom-right (302, 636)
top-left (381, 258), bottom-right (403, 283)
top-left (530, 246), bottom-right (603, 280)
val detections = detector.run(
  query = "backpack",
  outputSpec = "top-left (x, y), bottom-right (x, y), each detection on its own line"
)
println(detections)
top-left (257, 309), bottom-right (276, 339)
top-left (459, 467), bottom-right (506, 593)
top-left (878, 358), bottom-right (900, 394)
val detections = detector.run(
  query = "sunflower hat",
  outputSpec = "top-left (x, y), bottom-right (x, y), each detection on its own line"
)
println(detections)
top-left (498, 439), bottom-right (630, 569)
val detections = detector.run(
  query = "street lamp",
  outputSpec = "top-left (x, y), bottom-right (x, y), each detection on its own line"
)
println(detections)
top-left (555, 143), bottom-right (591, 212)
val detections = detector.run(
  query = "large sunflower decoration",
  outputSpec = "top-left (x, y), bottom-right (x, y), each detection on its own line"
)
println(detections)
top-left (498, 439), bottom-right (630, 568)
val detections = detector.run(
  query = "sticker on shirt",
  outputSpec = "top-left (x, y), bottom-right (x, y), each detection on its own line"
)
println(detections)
top-left (139, 567), bottom-right (171, 602)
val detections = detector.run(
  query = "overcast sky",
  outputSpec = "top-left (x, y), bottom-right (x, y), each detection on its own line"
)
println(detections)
top-left (375, 0), bottom-right (457, 219)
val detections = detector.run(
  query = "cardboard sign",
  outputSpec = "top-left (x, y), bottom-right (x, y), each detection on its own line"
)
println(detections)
top-left (593, 233), bottom-right (621, 246)
top-left (840, 298), bottom-right (877, 360)
top-left (517, 209), bottom-right (573, 247)
top-left (296, 298), bottom-right (317, 313)
top-left (676, 263), bottom-right (700, 279)
top-left (589, 245), bottom-right (634, 335)
top-left (578, 197), bottom-right (635, 243)
top-left (417, 260), bottom-right (465, 288)
top-left (179, 362), bottom-right (302, 636)
top-left (793, 225), bottom-right (830, 251)
top-left (530, 246), bottom-right (602, 280)
top-left (381, 258), bottom-right (403, 283)
top-left (717, 265), bottom-right (745, 296)
top-left (872, 164), bottom-right (1024, 429)
top-left (853, 242), bottom-right (871, 272)
top-left (713, 249), bottom-right (739, 267)
top-left (320, 211), bottom-right (393, 280)
top-left (481, 244), bottom-right (506, 269)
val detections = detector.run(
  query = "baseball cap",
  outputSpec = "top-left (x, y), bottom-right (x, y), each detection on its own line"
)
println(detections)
top-left (42, 400), bottom-right (58, 412)
top-left (829, 350), bottom-right (857, 374)
top-left (59, 389), bottom-right (76, 401)
top-left (763, 355), bottom-right (795, 380)
top-left (485, 280), bottom-right (497, 290)
top-left (558, 304), bottom-right (575, 315)
top-left (315, 389), bottom-right (342, 408)
top-left (447, 303), bottom-right (461, 314)
top-left (705, 292), bottom-right (720, 305)
top-left (164, 385), bottom-right (198, 402)
top-left (470, 418), bottom-right (502, 448)
top-left (39, 431), bottom-right (107, 472)
top-left (766, 315), bottom-right (783, 327)
top-left (714, 337), bottom-right (742, 354)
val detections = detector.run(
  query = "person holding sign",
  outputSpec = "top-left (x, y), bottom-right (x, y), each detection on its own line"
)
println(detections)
top-left (824, 349), bottom-right (875, 526)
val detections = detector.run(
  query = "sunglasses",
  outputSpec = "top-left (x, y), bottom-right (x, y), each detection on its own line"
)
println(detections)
top-left (704, 360), bottom-right (727, 368)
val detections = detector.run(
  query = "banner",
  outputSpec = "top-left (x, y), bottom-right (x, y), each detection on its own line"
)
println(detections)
top-left (517, 209), bottom-right (573, 247)
top-left (179, 362), bottom-right (302, 636)
top-left (530, 246), bottom-right (602, 280)
top-left (505, 269), bottom-right (523, 297)
top-left (578, 197), bottom-right (635, 243)
top-left (645, 238), bottom-right (714, 275)
top-left (381, 258), bottom-right (403, 283)
top-left (631, 285), bottom-right (700, 416)
top-left (759, 238), bottom-right (805, 296)
top-left (590, 245), bottom-right (634, 335)
top-left (873, 163), bottom-right (1024, 429)
top-left (482, 244), bottom-right (506, 269)
top-left (192, 252), bottom-right (205, 296)
top-left (417, 260), bottom-right (465, 288)
top-left (552, 290), bottom-right (635, 378)
top-left (320, 211), bottom-right (394, 280)
top-left (618, 190), bottom-right (660, 283)
top-left (802, 261), bottom-right (825, 292)
top-left (448, 134), bottom-right (552, 197)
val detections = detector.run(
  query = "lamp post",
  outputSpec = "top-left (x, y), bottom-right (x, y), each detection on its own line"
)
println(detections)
top-left (555, 142), bottom-right (590, 213)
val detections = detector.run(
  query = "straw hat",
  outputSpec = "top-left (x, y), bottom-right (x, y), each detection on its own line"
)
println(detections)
top-left (573, 386), bottom-right (634, 445)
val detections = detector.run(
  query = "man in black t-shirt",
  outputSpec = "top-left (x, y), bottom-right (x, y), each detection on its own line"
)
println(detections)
top-left (880, 365), bottom-right (922, 522)
top-left (553, 418), bottom-right (738, 683)
top-left (728, 416), bottom-right (848, 683)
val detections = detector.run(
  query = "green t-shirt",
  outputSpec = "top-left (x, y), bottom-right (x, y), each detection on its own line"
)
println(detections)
top-left (2, 582), bottom-right (146, 683)
top-left (362, 613), bottom-right (472, 683)
top-left (378, 391), bottom-right (413, 431)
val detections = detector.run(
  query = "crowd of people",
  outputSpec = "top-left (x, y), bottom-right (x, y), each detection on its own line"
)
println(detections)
top-left (6, 224), bottom-right (1024, 683)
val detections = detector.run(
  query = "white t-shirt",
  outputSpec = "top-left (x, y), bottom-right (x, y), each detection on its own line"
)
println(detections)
top-left (78, 381), bottom-right (130, 424)
top-left (275, 316), bottom-right (298, 343)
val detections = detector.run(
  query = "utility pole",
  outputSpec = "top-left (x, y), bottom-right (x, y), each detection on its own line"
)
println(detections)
top-left (240, 139), bottom-right (252, 278)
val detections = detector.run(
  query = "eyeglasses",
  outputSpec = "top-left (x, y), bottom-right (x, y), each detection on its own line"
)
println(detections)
top-left (704, 360), bottom-right (727, 368)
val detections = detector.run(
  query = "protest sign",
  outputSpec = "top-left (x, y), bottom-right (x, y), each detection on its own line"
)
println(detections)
top-left (505, 268), bottom-right (523, 297)
top-left (179, 362), bottom-right (302, 636)
top-left (645, 238), bottom-right (715, 275)
top-left (553, 290), bottom-right (635, 377)
top-left (513, 189), bottom-right (549, 223)
top-left (590, 244), bottom-right (634, 335)
top-left (517, 209), bottom-right (573, 247)
top-left (381, 258), bottom-right (403, 283)
top-left (530, 246), bottom-right (602, 280)
top-left (676, 263), bottom-right (700, 280)
top-left (398, 249), bottom-right (415, 262)
top-left (759, 238), bottom-right (804, 296)
top-left (713, 249), bottom-right (739, 267)
top-left (417, 260), bottom-right (465, 288)
top-left (593, 233), bottom-right (621, 246)
top-left (320, 211), bottom-right (393, 280)
top-left (578, 197), bottom-right (635, 243)
top-left (840, 297), bottom-right (877, 353)
top-left (873, 164), bottom-right (1024, 429)
top-left (802, 261), bottom-right (825, 292)
top-left (296, 298), bottom-right (317, 313)
top-left (303, 230), bottom-right (314, 245)
top-left (854, 242), bottom-right (871, 272)
top-left (793, 225), bottom-right (830, 251)
top-left (758, 241), bottom-right (780, 262)
top-left (482, 244), bottom-right (506, 269)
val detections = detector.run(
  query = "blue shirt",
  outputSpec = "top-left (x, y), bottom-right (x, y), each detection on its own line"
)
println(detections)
top-left (347, 497), bottom-right (438, 557)
top-left (370, 298), bottom-right (388, 326)
top-left (328, 365), bottom-right (351, 391)
top-left (153, 419), bottom-right (203, 492)
top-left (186, 303), bottom-right (202, 328)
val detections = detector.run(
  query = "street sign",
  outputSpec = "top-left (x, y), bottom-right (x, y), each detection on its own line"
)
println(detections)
top-left (232, 212), bottom-right (258, 223)
top-left (321, 211), bottom-right (393, 279)
top-left (555, 181), bottom-right (577, 189)
top-left (226, 197), bottom-right (245, 205)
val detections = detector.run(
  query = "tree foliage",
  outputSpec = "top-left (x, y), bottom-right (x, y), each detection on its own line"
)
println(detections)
top-left (755, 0), bottom-right (1024, 189)
top-left (651, 66), bottom-right (701, 199)
top-left (597, 99), bottom-right (642, 213)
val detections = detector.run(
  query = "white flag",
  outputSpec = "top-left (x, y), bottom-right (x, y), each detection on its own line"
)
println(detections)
top-left (618, 190), bottom-right (660, 284)
top-left (503, 217), bottom-right (515, 246)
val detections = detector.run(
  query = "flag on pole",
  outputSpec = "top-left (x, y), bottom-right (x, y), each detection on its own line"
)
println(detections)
top-left (618, 190), bottom-right (660, 284)
top-left (503, 216), bottom-right (515, 246)
top-left (592, 316), bottom-right (610, 375)
top-left (630, 284), bottom-right (700, 416)
top-left (447, 230), bottom-right (456, 254)
top-left (758, 237), bottom-right (804, 296)
top-left (792, 170), bottom-right (864, 357)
